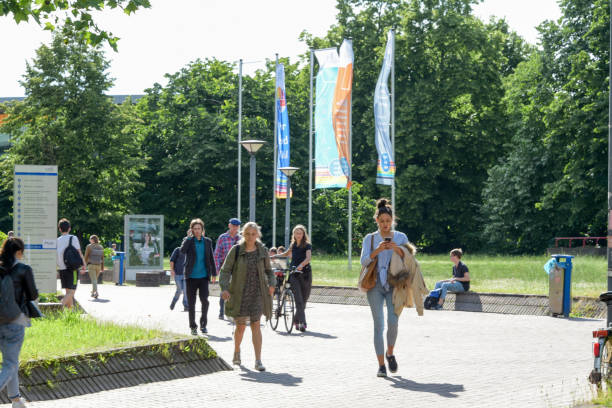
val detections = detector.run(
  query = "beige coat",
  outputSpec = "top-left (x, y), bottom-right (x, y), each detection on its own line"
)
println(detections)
top-left (388, 243), bottom-right (429, 316)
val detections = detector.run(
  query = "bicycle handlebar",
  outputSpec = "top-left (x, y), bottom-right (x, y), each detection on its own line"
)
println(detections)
top-left (272, 266), bottom-right (303, 275)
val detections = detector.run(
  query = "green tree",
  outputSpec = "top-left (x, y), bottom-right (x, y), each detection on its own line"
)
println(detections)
top-left (481, 0), bottom-right (609, 252)
top-left (134, 57), bottom-right (323, 252)
top-left (302, 0), bottom-right (527, 251)
top-left (0, 31), bottom-right (144, 242)
top-left (1, 0), bottom-right (151, 49)
top-left (313, 182), bottom-right (376, 254)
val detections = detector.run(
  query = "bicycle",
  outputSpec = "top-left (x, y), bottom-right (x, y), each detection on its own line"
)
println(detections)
top-left (270, 265), bottom-right (302, 334)
top-left (589, 291), bottom-right (612, 386)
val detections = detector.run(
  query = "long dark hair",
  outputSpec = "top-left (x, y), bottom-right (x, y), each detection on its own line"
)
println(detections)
top-left (0, 238), bottom-right (24, 273)
top-left (374, 198), bottom-right (393, 220)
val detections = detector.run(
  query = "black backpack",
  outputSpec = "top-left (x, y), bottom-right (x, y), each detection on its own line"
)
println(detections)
top-left (423, 288), bottom-right (442, 310)
top-left (63, 236), bottom-right (83, 270)
top-left (0, 267), bottom-right (22, 324)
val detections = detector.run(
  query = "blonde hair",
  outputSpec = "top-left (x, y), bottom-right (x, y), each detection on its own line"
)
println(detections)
top-left (89, 235), bottom-right (99, 244)
top-left (238, 222), bottom-right (262, 245)
top-left (290, 224), bottom-right (310, 249)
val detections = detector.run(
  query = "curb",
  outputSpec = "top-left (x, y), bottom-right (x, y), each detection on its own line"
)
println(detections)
top-left (6, 338), bottom-right (231, 403)
top-left (208, 284), bottom-right (606, 318)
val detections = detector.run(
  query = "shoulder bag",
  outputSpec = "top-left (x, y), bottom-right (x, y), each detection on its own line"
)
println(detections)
top-left (358, 234), bottom-right (378, 292)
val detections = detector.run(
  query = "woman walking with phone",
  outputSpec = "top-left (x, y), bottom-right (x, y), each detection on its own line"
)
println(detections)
top-left (360, 199), bottom-right (408, 377)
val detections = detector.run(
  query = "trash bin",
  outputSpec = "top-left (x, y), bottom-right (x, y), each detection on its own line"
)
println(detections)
top-left (547, 254), bottom-right (574, 317)
top-left (111, 251), bottom-right (125, 285)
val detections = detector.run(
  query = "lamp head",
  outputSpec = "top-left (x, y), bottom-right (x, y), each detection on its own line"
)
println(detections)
top-left (240, 140), bottom-right (266, 154)
top-left (279, 166), bottom-right (299, 177)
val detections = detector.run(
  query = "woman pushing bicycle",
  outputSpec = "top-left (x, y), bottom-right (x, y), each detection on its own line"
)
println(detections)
top-left (274, 225), bottom-right (312, 332)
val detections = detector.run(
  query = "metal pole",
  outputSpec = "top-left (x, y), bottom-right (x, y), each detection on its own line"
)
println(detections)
top-left (308, 49), bottom-right (314, 243)
top-left (285, 176), bottom-right (291, 248)
top-left (250, 153), bottom-right (256, 222)
top-left (237, 59), bottom-right (243, 219)
top-left (390, 29), bottom-right (396, 216)
top-left (273, 54), bottom-right (279, 247)
top-left (607, 0), bottom-right (612, 328)
top-left (348, 45), bottom-right (353, 272)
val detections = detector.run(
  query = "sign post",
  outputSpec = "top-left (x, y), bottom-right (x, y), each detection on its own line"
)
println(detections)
top-left (14, 165), bottom-right (58, 293)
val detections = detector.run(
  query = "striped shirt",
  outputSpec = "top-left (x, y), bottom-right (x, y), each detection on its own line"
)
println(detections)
top-left (214, 232), bottom-right (241, 271)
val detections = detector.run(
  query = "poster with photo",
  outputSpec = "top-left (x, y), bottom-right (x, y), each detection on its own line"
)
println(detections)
top-left (124, 215), bottom-right (164, 269)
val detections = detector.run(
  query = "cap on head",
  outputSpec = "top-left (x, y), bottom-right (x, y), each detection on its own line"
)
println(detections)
top-left (229, 218), bottom-right (242, 226)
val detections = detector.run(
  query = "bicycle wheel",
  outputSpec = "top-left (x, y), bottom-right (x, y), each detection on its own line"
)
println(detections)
top-left (270, 292), bottom-right (281, 331)
top-left (283, 289), bottom-right (295, 333)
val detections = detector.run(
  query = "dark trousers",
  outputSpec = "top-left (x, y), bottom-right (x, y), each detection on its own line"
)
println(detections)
top-left (289, 267), bottom-right (312, 326)
top-left (219, 297), bottom-right (225, 317)
top-left (186, 277), bottom-right (209, 330)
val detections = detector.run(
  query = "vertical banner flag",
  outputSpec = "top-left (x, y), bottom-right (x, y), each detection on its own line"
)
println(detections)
top-left (332, 40), bottom-right (354, 188)
top-left (275, 63), bottom-right (291, 198)
top-left (374, 30), bottom-right (395, 185)
top-left (314, 39), bottom-right (354, 189)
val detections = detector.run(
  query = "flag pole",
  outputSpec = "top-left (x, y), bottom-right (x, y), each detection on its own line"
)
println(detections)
top-left (607, 0), bottom-right (612, 328)
top-left (308, 49), bottom-right (314, 243)
top-left (273, 54), bottom-right (279, 247)
top-left (237, 59), bottom-right (243, 219)
top-left (348, 41), bottom-right (353, 272)
top-left (390, 29), bottom-right (396, 215)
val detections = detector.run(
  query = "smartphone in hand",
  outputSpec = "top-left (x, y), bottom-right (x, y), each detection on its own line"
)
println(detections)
top-left (384, 237), bottom-right (392, 242)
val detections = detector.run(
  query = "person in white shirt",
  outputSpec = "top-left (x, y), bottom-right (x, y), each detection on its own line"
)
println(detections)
top-left (56, 218), bottom-right (86, 309)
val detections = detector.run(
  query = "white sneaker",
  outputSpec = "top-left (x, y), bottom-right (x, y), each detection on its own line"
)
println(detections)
top-left (12, 397), bottom-right (26, 408)
top-left (255, 360), bottom-right (265, 372)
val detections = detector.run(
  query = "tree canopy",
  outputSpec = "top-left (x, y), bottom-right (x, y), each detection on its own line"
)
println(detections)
top-left (0, 0), bottom-right (607, 255)
top-left (0, 31), bottom-right (144, 240)
top-left (1, 0), bottom-right (150, 49)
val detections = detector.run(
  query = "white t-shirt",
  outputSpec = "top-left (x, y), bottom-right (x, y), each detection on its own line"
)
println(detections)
top-left (57, 234), bottom-right (81, 270)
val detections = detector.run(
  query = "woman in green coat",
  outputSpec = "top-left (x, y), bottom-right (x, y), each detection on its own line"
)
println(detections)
top-left (220, 222), bottom-right (275, 372)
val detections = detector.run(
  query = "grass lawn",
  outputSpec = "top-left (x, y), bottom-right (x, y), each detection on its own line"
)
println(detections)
top-left (161, 253), bottom-right (607, 297)
top-left (19, 310), bottom-right (182, 363)
top-left (591, 388), bottom-right (612, 406)
top-left (309, 254), bottom-right (607, 298)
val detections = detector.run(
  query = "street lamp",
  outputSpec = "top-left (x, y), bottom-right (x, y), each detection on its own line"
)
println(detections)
top-left (279, 166), bottom-right (299, 248)
top-left (240, 140), bottom-right (266, 222)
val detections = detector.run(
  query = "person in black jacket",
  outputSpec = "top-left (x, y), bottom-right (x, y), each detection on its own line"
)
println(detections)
top-left (0, 238), bottom-right (38, 408)
top-left (180, 219), bottom-right (217, 336)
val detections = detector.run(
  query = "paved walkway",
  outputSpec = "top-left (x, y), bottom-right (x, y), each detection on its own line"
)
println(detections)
top-left (4, 283), bottom-right (603, 407)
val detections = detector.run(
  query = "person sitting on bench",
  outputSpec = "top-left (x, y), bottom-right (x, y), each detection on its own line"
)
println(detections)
top-left (433, 248), bottom-right (470, 310)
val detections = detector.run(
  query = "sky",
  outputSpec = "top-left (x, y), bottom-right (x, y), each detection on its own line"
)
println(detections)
top-left (0, 0), bottom-right (562, 97)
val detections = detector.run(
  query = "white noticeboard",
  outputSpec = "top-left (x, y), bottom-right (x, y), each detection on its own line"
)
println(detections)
top-left (14, 165), bottom-right (58, 293)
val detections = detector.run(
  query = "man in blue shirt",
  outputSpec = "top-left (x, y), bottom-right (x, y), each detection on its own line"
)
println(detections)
top-left (180, 218), bottom-right (217, 336)
top-left (169, 242), bottom-right (188, 311)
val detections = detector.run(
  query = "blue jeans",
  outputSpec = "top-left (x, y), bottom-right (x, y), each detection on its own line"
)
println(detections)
top-left (0, 323), bottom-right (25, 399)
top-left (434, 280), bottom-right (465, 300)
top-left (366, 279), bottom-right (398, 356)
top-left (172, 275), bottom-right (188, 309)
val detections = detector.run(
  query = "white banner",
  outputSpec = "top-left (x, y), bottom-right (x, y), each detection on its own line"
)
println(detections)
top-left (374, 30), bottom-right (396, 185)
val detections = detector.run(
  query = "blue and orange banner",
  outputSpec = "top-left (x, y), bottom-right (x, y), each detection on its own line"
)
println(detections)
top-left (374, 30), bottom-right (395, 185)
top-left (275, 63), bottom-right (291, 199)
top-left (314, 40), bottom-right (354, 189)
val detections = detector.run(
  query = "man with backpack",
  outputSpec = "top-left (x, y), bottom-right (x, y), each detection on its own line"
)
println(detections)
top-left (56, 218), bottom-right (86, 309)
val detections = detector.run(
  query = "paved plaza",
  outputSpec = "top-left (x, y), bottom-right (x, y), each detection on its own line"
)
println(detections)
top-left (2, 283), bottom-right (604, 407)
